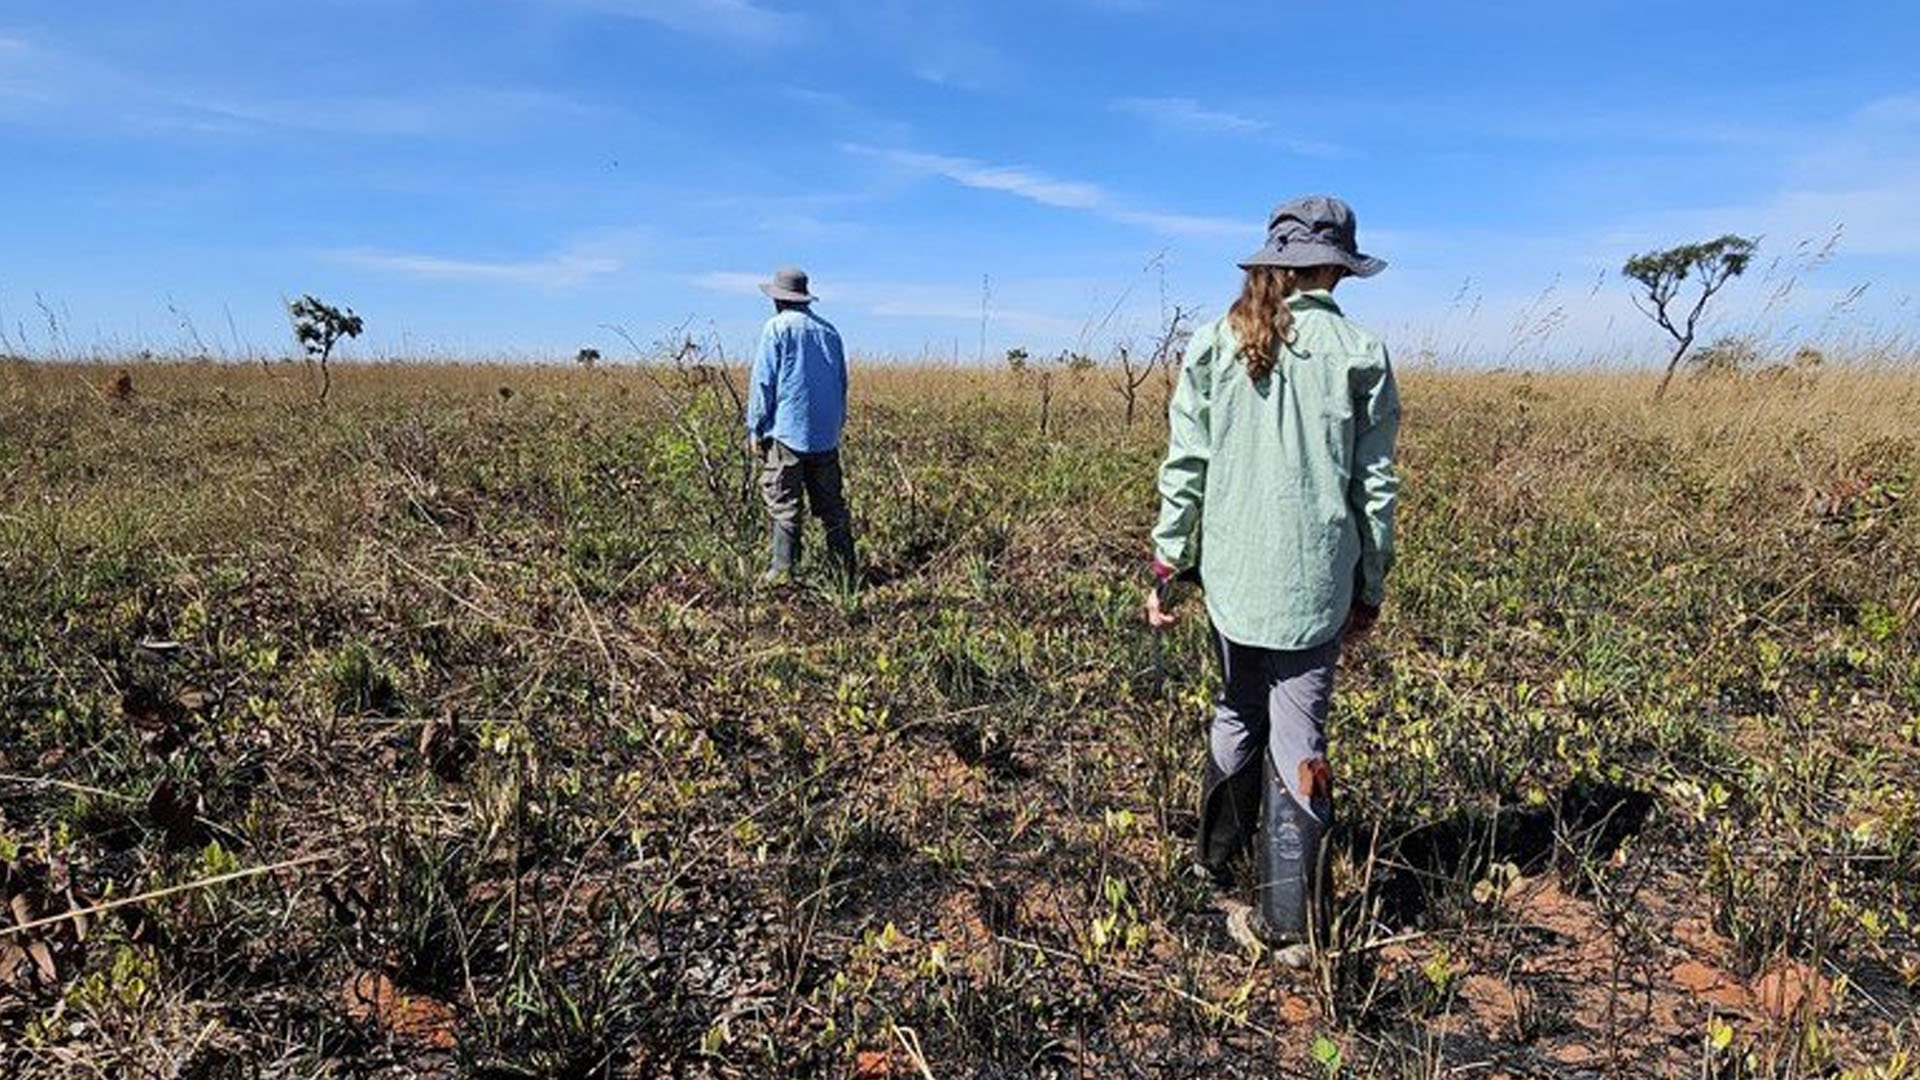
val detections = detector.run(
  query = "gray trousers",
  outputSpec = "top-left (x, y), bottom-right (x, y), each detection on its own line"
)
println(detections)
top-left (1210, 631), bottom-right (1339, 815)
top-left (1202, 629), bottom-right (1341, 938)
top-left (759, 440), bottom-right (856, 576)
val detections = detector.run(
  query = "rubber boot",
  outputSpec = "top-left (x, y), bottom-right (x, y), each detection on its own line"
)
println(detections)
top-left (1195, 752), bottom-right (1262, 886)
top-left (824, 521), bottom-right (858, 586)
top-left (764, 521), bottom-right (799, 583)
top-left (1255, 751), bottom-right (1332, 951)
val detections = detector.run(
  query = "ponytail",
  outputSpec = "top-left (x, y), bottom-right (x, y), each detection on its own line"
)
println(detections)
top-left (1228, 266), bottom-right (1299, 381)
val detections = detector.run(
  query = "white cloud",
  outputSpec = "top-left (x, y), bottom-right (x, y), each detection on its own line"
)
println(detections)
top-left (842, 0), bottom-right (1007, 91)
top-left (174, 88), bottom-right (601, 138)
top-left (550, 0), bottom-right (802, 45)
top-left (1354, 89), bottom-right (1920, 363)
top-left (1111, 94), bottom-right (1343, 157)
top-left (1107, 209), bottom-right (1244, 238)
top-left (690, 270), bottom-right (766, 296)
top-left (1658, 186), bottom-right (1920, 259)
top-left (844, 143), bottom-right (1242, 238)
top-left (1602, 93), bottom-right (1920, 260)
top-left (0, 34), bottom-right (42, 103)
top-left (0, 31), bottom-right (607, 140)
top-left (337, 247), bottom-right (624, 287)
top-left (852, 146), bottom-right (1104, 209)
top-left (1854, 93), bottom-right (1920, 128)
top-left (1113, 95), bottom-right (1263, 136)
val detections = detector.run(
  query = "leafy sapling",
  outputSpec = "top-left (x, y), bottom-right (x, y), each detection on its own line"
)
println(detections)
top-left (1621, 235), bottom-right (1757, 400)
top-left (287, 294), bottom-right (365, 404)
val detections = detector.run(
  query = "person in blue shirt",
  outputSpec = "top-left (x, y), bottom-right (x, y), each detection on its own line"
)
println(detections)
top-left (745, 266), bottom-right (857, 583)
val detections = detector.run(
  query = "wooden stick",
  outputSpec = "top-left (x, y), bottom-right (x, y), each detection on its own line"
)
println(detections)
top-left (1328, 930), bottom-right (1427, 959)
top-left (893, 1025), bottom-right (938, 1080)
top-left (0, 773), bottom-right (139, 802)
top-left (0, 852), bottom-right (332, 939)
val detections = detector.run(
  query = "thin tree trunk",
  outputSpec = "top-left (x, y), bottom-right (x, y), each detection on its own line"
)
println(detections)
top-left (1652, 337), bottom-right (1692, 401)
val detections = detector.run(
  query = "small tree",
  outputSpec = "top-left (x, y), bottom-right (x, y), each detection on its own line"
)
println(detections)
top-left (287, 295), bottom-right (363, 404)
top-left (1621, 235), bottom-right (1756, 400)
top-left (1111, 304), bottom-right (1191, 430)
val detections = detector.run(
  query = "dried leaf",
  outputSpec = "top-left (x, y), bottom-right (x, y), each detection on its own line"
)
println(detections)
top-left (417, 715), bottom-right (468, 780)
top-left (25, 939), bottom-right (55, 982)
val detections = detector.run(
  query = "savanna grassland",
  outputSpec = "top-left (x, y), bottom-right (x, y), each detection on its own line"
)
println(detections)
top-left (2, 355), bottom-right (1918, 1079)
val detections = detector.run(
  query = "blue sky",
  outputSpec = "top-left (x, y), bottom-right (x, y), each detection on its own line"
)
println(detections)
top-left (1, 0), bottom-right (1916, 364)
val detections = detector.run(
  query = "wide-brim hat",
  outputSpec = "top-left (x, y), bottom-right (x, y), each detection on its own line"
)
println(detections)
top-left (759, 266), bottom-right (817, 303)
top-left (1238, 195), bottom-right (1386, 278)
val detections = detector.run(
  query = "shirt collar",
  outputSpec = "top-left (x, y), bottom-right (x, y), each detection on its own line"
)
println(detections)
top-left (1286, 289), bottom-right (1342, 315)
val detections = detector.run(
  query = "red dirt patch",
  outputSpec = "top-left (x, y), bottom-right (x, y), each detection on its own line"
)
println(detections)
top-left (1548, 1041), bottom-right (1601, 1068)
top-left (1754, 959), bottom-right (1831, 1020)
top-left (342, 970), bottom-right (457, 1050)
top-left (1671, 959), bottom-right (1750, 1012)
top-left (1277, 993), bottom-right (1316, 1026)
top-left (916, 749), bottom-right (984, 804)
top-left (1458, 973), bottom-right (1527, 1039)
top-left (853, 1048), bottom-right (904, 1079)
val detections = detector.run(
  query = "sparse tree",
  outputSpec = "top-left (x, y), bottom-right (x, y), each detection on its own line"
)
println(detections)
top-left (287, 295), bottom-right (364, 404)
top-left (1111, 304), bottom-right (1191, 430)
top-left (1621, 235), bottom-right (1756, 400)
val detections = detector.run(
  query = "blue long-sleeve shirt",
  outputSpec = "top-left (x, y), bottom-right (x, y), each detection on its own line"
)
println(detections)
top-left (745, 308), bottom-right (848, 453)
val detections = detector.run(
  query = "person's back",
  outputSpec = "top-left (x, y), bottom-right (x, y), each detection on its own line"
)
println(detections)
top-left (745, 267), bottom-right (857, 584)
top-left (756, 306), bottom-right (847, 453)
top-left (1173, 293), bottom-right (1396, 651)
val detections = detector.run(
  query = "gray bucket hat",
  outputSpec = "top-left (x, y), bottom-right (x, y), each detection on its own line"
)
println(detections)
top-left (1238, 195), bottom-right (1386, 277)
top-left (759, 266), bottom-right (817, 303)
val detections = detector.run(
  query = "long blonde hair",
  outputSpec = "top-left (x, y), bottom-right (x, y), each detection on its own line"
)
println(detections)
top-left (1228, 265), bottom-right (1342, 380)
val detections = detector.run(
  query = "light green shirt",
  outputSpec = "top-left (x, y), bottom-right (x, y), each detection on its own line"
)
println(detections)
top-left (1152, 290), bottom-right (1400, 650)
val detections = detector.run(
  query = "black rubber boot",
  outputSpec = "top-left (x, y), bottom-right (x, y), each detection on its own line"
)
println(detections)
top-left (1255, 750), bottom-right (1332, 949)
top-left (1195, 752), bottom-right (1263, 886)
top-left (824, 522), bottom-right (858, 585)
top-left (765, 521), bottom-right (799, 581)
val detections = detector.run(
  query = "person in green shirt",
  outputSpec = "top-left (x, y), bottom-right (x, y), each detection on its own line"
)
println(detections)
top-left (1146, 195), bottom-right (1400, 967)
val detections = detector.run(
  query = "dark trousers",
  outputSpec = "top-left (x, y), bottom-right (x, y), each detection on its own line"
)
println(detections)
top-left (759, 441), bottom-right (856, 577)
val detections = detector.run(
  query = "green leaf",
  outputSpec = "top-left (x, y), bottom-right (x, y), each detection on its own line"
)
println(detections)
top-left (1311, 1035), bottom-right (1343, 1075)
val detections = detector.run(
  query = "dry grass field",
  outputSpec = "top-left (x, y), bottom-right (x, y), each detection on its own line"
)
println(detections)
top-left (2, 355), bottom-right (1918, 1078)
